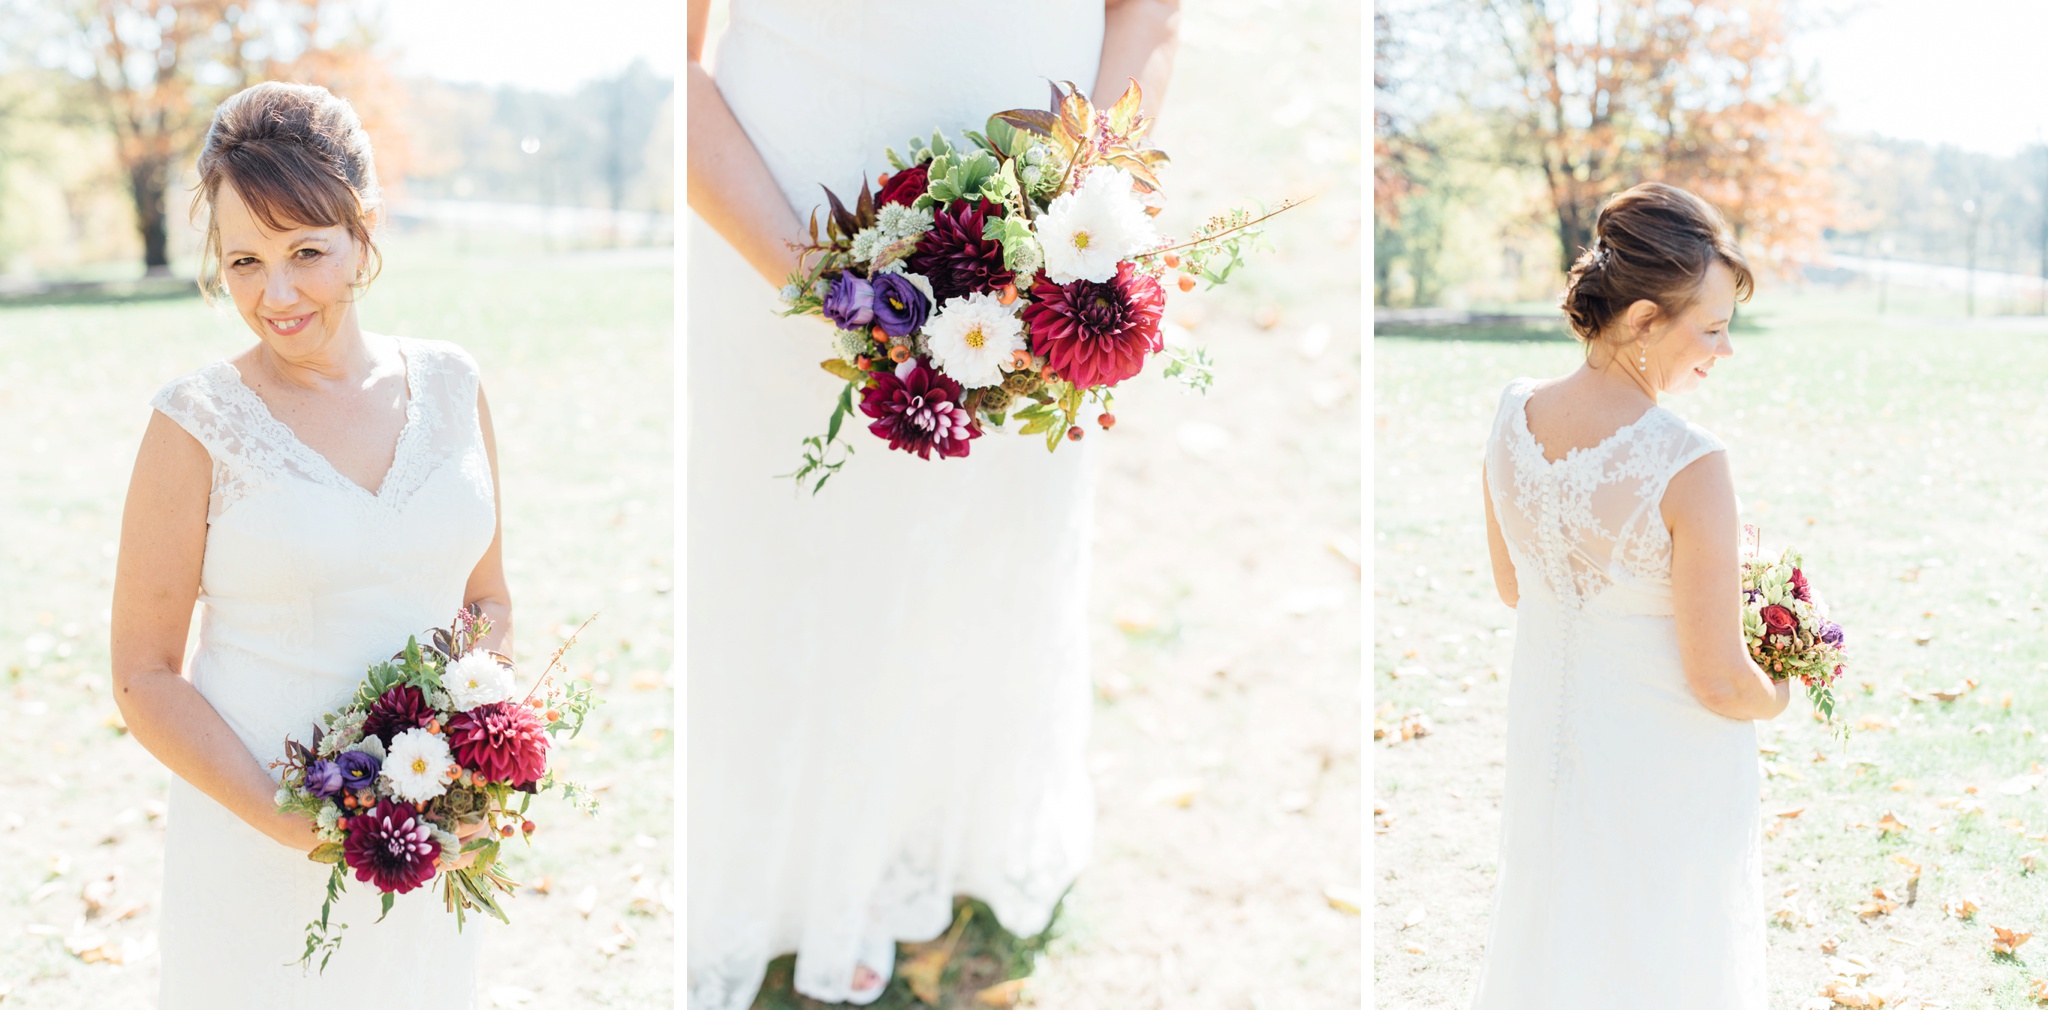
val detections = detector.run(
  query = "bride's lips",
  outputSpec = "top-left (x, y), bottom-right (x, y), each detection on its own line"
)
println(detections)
top-left (1695, 366), bottom-right (1711, 378)
top-left (265, 313), bottom-right (314, 336)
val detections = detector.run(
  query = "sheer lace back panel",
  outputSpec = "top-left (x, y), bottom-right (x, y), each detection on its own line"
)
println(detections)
top-left (1483, 377), bottom-right (1725, 613)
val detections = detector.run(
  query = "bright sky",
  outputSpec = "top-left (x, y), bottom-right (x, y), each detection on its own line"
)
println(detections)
top-left (378, 0), bottom-right (678, 92)
top-left (1796, 0), bottom-right (2048, 155)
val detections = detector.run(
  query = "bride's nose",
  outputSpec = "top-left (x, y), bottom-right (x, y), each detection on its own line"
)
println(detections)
top-left (262, 267), bottom-right (300, 309)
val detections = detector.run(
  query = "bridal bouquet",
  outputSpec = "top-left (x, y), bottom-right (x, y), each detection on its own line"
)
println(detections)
top-left (1739, 534), bottom-right (1848, 737)
top-left (778, 80), bottom-right (1298, 492)
top-left (274, 607), bottom-right (599, 971)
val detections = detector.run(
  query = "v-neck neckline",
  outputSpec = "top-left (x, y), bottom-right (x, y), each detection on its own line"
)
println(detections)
top-left (214, 336), bottom-right (422, 500)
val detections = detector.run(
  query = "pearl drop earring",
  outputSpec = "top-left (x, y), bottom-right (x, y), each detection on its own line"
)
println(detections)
top-left (1637, 341), bottom-right (1648, 371)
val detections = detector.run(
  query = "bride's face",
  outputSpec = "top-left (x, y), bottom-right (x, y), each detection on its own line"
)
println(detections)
top-left (1644, 261), bottom-right (1739, 396)
top-left (213, 180), bottom-right (366, 358)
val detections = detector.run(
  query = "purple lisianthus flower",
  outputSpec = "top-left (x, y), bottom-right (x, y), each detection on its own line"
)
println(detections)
top-left (337, 750), bottom-right (381, 789)
top-left (305, 759), bottom-right (345, 799)
top-left (1820, 622), bottom-right (1845, 648)
top-left (822, 272), bottom-right (875, 331)
top-left (871, 271), bottom-right (929, 337)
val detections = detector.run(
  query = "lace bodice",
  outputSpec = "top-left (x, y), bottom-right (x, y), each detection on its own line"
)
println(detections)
top-left (1482, 377), bottom-right (1725, 612)
top-left (149, 335), bottom-right (497, 1007)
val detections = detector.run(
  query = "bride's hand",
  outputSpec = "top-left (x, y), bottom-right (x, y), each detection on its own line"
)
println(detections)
top-left (438, 820), bottom-right (490, 872)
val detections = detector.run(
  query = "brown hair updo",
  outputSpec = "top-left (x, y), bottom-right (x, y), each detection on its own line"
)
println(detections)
top-left (1560, 182), bottom-right (1753, 349)
top-left (192, 82), bottom-right (382, 301)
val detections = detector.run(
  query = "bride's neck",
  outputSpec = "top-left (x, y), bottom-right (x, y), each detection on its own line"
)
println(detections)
top-left (1575, 351), bottom-right (1660, 405)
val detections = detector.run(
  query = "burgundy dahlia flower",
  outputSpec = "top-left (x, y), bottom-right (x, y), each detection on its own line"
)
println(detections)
top-left (447, 701), bottom-right (551, 790)
top-left (857, 358), bottom-right (979, 460)
top-left (363, 685), bottom-right (436, 748)
top-left (341, 799), bottom-right (440, 894)
top-left (906, 199), bottom-right (1013, 303)
top-left (1789, 568), bottom-right (1811, 602)
top-left (1020, 260), bottom-right (1166, 389)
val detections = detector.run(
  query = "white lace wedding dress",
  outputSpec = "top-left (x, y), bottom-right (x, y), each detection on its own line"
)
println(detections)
top-left (149, 335), bottom-right (498, 1008)
top-left (687, 3), bottom-right (1103, 1007)
top-left (1473, 377), bottom-right (1765, 1008)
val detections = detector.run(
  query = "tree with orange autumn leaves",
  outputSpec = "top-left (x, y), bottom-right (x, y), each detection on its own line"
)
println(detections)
top-left (67, 0), bottom-right (405, 276)
top-left (1477, 0), bottom-right (1834, 274)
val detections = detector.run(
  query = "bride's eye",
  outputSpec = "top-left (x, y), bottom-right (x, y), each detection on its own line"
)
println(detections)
top-left (295, 248), bottom-right (324, 261)
top-left (231, 256), bottom-right (257, 269)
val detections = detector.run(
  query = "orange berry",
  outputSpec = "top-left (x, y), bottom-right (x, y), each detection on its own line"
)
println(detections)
top-left (1098, 413), bottom-right (1117, 430)
top-left (521, 820), bottom-right (536, 835)
top-left (1162, 253), bottom-right (1180, 268)
top-left (1177, 275), bottom-right (1196, 292)
top-left (855, 355), bottom-right (871, 371)
top-left (889, 345), bottom-right (911, 364)
top-left (544, 709), bottom-right (561, 722)
top-left (1009, 349), bottom-right (1032, 370)
top-left (501, 824), bottom-right (515, 838)
top-left (529, 697), bottom-right (546, 709)
top-left (426, 719), bottom-right (441, 735)
top-left (998, 283), bottom-right (1018, 305)
top-left (343, 794), bottom-right (357, 809)
top-left (872, 324), bottom-right (889, 340)
top-left (1066, 425), bottom-right (1084, 441)
top-left (877, 172), bottom-right (891, 188)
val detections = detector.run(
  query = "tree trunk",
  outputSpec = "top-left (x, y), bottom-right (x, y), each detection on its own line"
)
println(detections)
top-left (129, 154), bottom-right (172, 277)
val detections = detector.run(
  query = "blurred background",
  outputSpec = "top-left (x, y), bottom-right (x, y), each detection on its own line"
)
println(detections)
top-left (1376, 0), bottom-right (2048, 317)
top-left (0, 0), bottom-right (675, 291)
top-left (0, 2), bottom-right (675, 1008)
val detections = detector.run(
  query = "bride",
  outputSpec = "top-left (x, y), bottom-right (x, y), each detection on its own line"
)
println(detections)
top-left (111, 82), bottom-right (502, 1007)
top-left (685, 0), bottom-right (1180, 1005)
top-left (1474, 182), bottom-right (1789, 1007)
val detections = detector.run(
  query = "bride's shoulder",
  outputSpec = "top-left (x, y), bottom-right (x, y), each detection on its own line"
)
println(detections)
top-left (393, 335), bottom-right (482, 379)
top-left (149, 357), bottom-right (237, 412)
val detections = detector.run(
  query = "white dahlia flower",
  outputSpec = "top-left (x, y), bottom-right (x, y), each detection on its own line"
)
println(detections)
top-left (924, 292), bottom-right (1026, 388)
top-left (382, 727), bottom-right (456, 804)
top-left (444, 651), bottom-right (516, 712)
top-left (1035, 165), bottom-right (1156, 284)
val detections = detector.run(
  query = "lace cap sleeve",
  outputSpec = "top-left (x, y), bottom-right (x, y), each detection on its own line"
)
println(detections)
top-left (149, 365), bottom-right (239, 465)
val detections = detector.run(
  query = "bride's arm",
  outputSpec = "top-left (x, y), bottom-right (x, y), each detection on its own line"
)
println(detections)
top-left (111, 413), bottom-right (320, 852)
top-left (1481, 463), bottom-right (1518, 608)
top-left (463, 385), bottom-right (512, 655)
top-left (686, 0), bottom-right (809, 288)
top-left (1096, 0), bottom-right (1182, 115)
top-left (1665, 452), bottom-right (1792, 722)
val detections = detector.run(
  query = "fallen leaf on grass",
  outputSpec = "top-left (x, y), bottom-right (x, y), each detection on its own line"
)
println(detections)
top-left (1859, 716), bottom-right (1897, 732)
top-left (595, 921), bottom-right (637, 958)
top-left (2000, 772), bottom-right (2045, 796)
top-left (1992, 926), bottom-right (2033, 955)
top-left (574, 886), bottom-right (598, 918)
top-left (1943, 898), bottom-right (1979, 920)
top-left (2025, 851), bottom-right (2043, 874)
top-left (1404, 943), bottom-right (1426, 954)
top-left (900, 906), bottom-right (972, 1004)
top-left (1777, 807), bottom-right (1807, 819)
top-left (2023, 977), bottom-right (2048, 1002)
top-left (1324, 884), bottom-right (1362, 915)
top-left (1877, 812), bottom-right (1911, 836)
top-left (1857, 888), bottom-right (1900, 919)
top-left (974, 979), bottom-right (1029, 1006)
top-left (1891, 779), bottom-right (1917, 792)
top-left (1142, 776), bottom-right (1204, 808)
top-left (1894, 854), bottom-right (1923, 880)
top-left (1400, 905), bottom-right (1425, 929)
top-left (1927, 680), bottom-right (1977, 702)
top-left (489, 986), bottom-right (536, 1008)
top-left (1819, 934), bottom-right (1841, 954)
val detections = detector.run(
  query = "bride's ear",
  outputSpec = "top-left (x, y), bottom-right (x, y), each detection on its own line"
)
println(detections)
top-left (1622, 298), bottom-right (1662, 338)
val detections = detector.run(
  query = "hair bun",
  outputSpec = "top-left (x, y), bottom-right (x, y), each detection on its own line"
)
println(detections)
top-left (1556, 182), bottom-right (1752, 345)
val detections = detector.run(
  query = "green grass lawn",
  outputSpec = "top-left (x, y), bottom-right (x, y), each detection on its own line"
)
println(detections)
top-left (0, 234), bottom-right (673, 1008)
top-left (1374, 289), bottom-right (2048, 1007)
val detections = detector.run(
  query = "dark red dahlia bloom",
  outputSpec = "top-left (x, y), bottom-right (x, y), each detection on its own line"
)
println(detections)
top-left (447, 701), bottom-right (551, 790)
top-left (906, 199), bottom-right (1013, 303)
top-left (858, 358), bottom-right (979, 460)
top-left (876, 163), bottom-right (930, 207)
top-left (1021, 261), bottom-right (1167, 389)
top-left (341, 799), bottom-right (440, 894)
top-left (362, 685), bottom-right (435, 748)
top-left (1789, 568), bottom-right (1811, 602)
